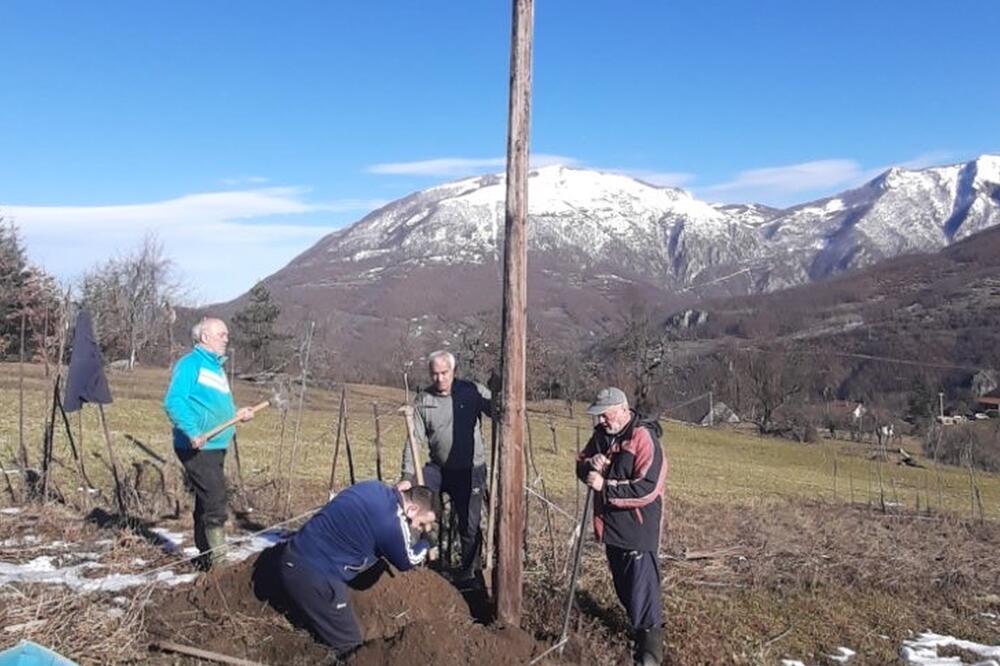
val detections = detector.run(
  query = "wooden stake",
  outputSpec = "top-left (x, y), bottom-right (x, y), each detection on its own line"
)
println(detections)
top-left (496, 0), bottom-right (533, 626)
top-left (97, 404), bottom-right (126, 517)
top-left (17, 311), bottom-right (28, 473)
top-left (328, 387), bottom-right (346, 494)
top-left (342, 391), bottom-right (356, 486)
top-left (41, 381), bottom-right (60, 501)
top-left (372, 402), bottom-right (384, 482)
top-left (0, 452), bottom-right (18, 503)
top-left (548, 415), bottom-right (559, 454)
top-left (231, 434), bottom-right (248, 509)
top-left (274, 407), bottom-right (287, 493)
top-left (285, 321), bottom-right (315, 515)
top-left (151, 641), bottom-right (265, 666)
top-left (575, 425), bottom-right (582, 519)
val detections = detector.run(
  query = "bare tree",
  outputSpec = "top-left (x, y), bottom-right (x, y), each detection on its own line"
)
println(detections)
top-left (79, 234), bottom-right (182, 367)
top-left (737, 350), bottom-right (806, 435)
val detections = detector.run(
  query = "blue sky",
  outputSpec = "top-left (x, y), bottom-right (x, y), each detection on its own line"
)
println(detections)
top-left (2, 1), bottom-right (998, 303)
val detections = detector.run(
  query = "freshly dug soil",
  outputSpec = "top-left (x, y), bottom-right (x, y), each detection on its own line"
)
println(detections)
top-left (144, 545), bottom-right (545, 665)
top-left (350, 621), bottom-right (539, 666)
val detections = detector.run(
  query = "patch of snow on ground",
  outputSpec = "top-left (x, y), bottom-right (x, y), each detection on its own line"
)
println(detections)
top-left (781, 660), bottom-right (806, 666)
top-left (0, 555), bottom-right (197, 593)
top-left (1, 507), bottom-right (23, 515)
top-left (1, 535), bottom-right (41, 547)
top-left (901, 632), bottom-right (1000, 665)
top-left (149, 527), bottom-right (188, 553)
top-left (828, 646), bottom-right (856, 662)
top-left (226, 529), bottom-right (289, 562)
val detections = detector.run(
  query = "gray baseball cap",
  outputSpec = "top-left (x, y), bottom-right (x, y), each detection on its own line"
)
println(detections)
top-left (586, 387), bottom-right (628, 415)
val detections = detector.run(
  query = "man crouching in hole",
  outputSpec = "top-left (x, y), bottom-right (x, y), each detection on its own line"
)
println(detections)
top-left (277, 480), bottom-right (436, 660)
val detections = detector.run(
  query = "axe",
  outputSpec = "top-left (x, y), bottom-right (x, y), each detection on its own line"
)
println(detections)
top-left (199, 386), bottom-right (288, 442)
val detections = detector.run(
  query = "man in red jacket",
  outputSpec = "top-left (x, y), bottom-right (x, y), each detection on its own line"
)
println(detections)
top-left (577, 387), bottom-right (667, 666)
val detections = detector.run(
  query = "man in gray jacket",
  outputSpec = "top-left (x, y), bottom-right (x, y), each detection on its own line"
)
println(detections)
top-left (399, 350), bottom-right (492, 582)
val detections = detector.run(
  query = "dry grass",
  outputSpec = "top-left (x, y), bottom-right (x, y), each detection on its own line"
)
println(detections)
top-left (522, 497), bottom-right (1000, 665)
top-left (0, 503), bottom-right (186, 664)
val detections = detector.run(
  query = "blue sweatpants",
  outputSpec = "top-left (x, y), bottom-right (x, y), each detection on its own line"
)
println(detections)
top-left (606, 545), bottom-right (663, 631)
top-left (278, 544), bottom-right (363, 657)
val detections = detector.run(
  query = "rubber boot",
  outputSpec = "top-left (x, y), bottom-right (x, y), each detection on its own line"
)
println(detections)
top-left (192, 521), bottom-right (211, 571)
top-left (204, 526), bottom-right (228, 569)
top-left (634, 627), bottom-right (664, 666)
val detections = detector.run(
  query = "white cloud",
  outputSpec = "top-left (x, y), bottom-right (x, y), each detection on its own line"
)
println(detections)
top-left (1, 188), bottom-right (385, 305)
top-left (366, 153), bottom-right (579, 177)
top-left (894, 150), bottom-right (956, 170)
top-left (220, 175), bottom-right (271, 186)
top-left (695, 151), bottom-right (961, 206)
top-left (701, 159), bottom-right (863, 202)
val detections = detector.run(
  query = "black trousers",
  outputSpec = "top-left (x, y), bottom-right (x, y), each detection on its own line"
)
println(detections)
top-left (423, 463), bottom-right (486, 574)
top-left (279, 544), bottom-right (363, 657)
top-left (606, 545), bottom-right (663, 631)
top-left (176, 449), bottom-right (227, 547)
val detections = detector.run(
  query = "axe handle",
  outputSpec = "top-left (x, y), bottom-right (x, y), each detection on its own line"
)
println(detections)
top-left (401, 407), bottom-right (425, 486)
top-left (200, 400), bottom-right (270, 442)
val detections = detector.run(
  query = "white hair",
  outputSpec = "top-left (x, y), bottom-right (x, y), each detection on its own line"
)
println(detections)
top-left (192, 317), bottom-right (224, 344)
top-left (191, 319), bottom-right (205, 344)
top-left (427, 350), bottom-right (456, 371)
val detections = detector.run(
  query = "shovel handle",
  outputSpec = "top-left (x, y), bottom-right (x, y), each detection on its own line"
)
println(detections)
top-left (559, 487), bottom-right (594, 652)
top-left (400, 406), bottom-right (425, 486)
top-left (199, 399), bottom-right (270, 442)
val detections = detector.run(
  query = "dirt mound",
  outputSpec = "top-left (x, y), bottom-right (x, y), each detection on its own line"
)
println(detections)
top-left (350, 620), bottom-right (538, 666)
top-left (144, 545), bottom-right (545, 664)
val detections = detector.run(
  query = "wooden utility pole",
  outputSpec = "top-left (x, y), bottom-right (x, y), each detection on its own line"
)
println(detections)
top-left (496, 0), bottom-right (533, 627)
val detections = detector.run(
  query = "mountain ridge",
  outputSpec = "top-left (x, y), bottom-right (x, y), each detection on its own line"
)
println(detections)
top-left (217, 155), bottom-right (1000, 378)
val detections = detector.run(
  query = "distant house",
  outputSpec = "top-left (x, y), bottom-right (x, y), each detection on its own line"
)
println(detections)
top-left (977, 389), bottom-right (1000, 413)
top-left (700, 401), bottom-right (740, 426)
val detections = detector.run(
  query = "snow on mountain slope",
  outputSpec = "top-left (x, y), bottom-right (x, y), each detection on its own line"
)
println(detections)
top-left (269, 155), bottom-right (1000, 305)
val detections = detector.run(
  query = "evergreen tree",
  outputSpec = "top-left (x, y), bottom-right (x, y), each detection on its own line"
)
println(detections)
top-left (233, 283), bottom-right (282, 371)
top-left (0, 219), bottom-right (60, 361)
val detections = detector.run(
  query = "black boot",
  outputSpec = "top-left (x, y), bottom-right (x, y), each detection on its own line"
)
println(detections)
top-left (633, 627), bottom-right (664, 666)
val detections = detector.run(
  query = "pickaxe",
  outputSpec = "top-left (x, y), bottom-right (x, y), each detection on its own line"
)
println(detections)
top-left (199, 386), bottom-right (288, 442)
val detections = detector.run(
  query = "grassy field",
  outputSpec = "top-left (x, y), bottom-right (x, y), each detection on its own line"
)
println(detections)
top-left (2, 362), bottom-right (995, 520)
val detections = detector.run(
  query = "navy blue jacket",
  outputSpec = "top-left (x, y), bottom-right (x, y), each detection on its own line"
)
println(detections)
top-left (285, 481), bottom-right (429, 582)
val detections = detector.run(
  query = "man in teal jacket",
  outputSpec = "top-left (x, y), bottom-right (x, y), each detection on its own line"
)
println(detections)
top-left (164, 317), bottom-right (254, 568)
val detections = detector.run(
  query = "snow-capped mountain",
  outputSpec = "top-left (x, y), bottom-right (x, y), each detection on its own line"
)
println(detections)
top-left (758, 155), bottom-right (1000, 285)
top-left (245, 155), bottom-right (1000, 362)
